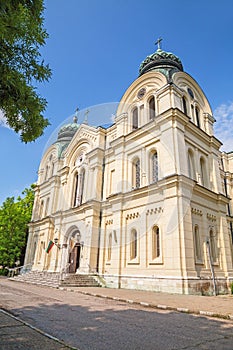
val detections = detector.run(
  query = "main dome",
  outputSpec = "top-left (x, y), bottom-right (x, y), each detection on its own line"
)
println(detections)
top-left (57, 116), bottom-right (80, 143)
top-left (139, 48), bottom-right (183, 76)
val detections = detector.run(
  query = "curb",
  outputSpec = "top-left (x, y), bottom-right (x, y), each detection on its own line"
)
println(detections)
top-left (61, 288), bottom-right (233, 321)
top-left (0, 308), bottom-right (78, 350)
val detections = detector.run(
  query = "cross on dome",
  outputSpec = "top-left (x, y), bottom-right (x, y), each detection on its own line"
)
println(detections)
top-left (155, 37), bottom-right (162, 50)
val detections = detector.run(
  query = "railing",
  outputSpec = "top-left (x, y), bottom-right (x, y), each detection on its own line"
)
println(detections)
top-left (7, 263), bottom-right (32, 277)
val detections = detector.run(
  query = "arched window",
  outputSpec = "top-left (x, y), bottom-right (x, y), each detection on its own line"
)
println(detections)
top-left (108, 233), bottom-right (112, 261)
top-left (45, 198), bottom-right (50, 216)
top-left (130, 229), bottom-right (137, 260)
top-left (73, 169), bottom-right (85, 207)
top-left (132, 108), bottom-right (138, 130)
top-left (194, 225), bottom-right (202, 261)
top-left (152, 226), bottom-right (160, 259)
top-left (151, 151), bottom-right (158, 183)
top-left (210, 229), bottom-right (217, 263)
top-left (149, 96), bottom-right (156, 120)
top-left (44, 165), bottom-right (49, 181)
top-left (195, 107), bottom-right (200, 128)
top-left (182, 96), bottom-right (187, 115)
top-left (73, 173), bottom-right (79, 207)
top-left (132, 158), bottom-right (140, 189)
top-left (200, 157), bottom-right (207, 187)
top-left (188, 149), bottom-right (195, 179)
top-left (39, 200), bottom-right (44, 218)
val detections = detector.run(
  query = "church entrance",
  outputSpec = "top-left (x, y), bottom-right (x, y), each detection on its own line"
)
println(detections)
top-left (68, 243), bottom-right (81, 273)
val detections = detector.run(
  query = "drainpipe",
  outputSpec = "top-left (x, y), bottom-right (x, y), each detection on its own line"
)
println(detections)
top-left (96, 133), bottom-right (107, 273)
top-left (206, 239), bottom-right (217, 296)
top-left (221, 157), bottom-right (233, 244)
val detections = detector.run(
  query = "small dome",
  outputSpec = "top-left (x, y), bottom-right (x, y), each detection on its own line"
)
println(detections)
top-left (139, 48), bottom-right (183, 76)
top-left (57, 116), bottom-right (80, 142)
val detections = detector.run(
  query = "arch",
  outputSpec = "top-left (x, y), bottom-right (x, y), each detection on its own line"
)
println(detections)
top-left (152, 226), bottom-right (160, 259)
top-left (132, 107), bottom-right (138, 130)
top-left (130, 229), bottom-right (137, 260)
top-left (182, 96), bottom-right (188, 115)
top-left (148, 96), bottom-right (156, 120)
top-left (200, 156), bottom-right (207, 187)
top-left (45, 197), bottom-right (50, 216)
top-left (39, 200), bottom-right (44, 219)
top-left (73, 167), bottom-right (86, 207)
top-left (194, 225), bottom-right (202, 261)
top-left (188, 149), bottom-right (195, 180)
top-left (195, 106), bottom-right (200, 128)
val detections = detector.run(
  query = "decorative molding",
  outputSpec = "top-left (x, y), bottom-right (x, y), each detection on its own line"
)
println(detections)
top-left (206, 213), bottom-right (217, 222)
top-left (191, 207), bottom-right (203, 216)
top-left (106, 219), bottom-right (113, 226)
top-left (146, 207), bottom-right (163, 215)
top-left (80, 131), bottom-right (97, 142)
top-left (126, 212), bottom-right (140, 220)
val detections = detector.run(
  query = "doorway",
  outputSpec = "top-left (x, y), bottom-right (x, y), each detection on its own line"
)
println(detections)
top-left (69, 243), bottom-right (81, 273)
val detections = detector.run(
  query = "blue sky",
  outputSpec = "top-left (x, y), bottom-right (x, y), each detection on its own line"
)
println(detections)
top-left (1, 0), bottom-right (233, 204)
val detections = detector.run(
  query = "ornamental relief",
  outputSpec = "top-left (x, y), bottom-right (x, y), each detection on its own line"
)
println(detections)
top-left (191, 207), bottom-right (203, 216)
top-left (146, 207), bottom-right (163, 215)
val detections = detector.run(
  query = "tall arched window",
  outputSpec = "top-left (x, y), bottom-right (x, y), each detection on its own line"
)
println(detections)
top-left (195, 107), bottom-right (200, 128)
top-left (188, 149), bottom-right (195, 179)
top-left (39, 200), bottom-right (44, 218)
top-left (130, 229), bottom-right (137, 260)
top-left (108, 233), bottom-right (112, 261)
top-left (210, 229), bottom-right (217, 263)
top-left (133, 158), bottom-right (140, 189)
top-left (44, 165), bottom-right (49, 181)
top-left (200, 157), bottom-right (207, 187)
top-left (45, 198), bottom-right (50, 216)
top-left (73, 173), bottom-right (79, 207)
top-left (151, 151), bottom-right (158, 183)
top-left (194, 225), bottom-right (202, 261)
top-left (132, 108), bottom-right (138, 130)
top-left (152, 226), bottom-right (160, 259)
top-left (73, 169), bottom-right (85, 207)
top-left (182, 96), bottom-right (187, 115)
top-left (149, 96), bottom-right (156, 120)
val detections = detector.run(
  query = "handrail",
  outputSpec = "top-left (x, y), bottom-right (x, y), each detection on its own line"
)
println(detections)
top-left (7, 263), bottom-right (32, 277)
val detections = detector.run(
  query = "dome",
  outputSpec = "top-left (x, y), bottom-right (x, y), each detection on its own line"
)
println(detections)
top-left (139, 48), bottom-right (183, 76)
top-left (57, 116), bottom-right (80, 143)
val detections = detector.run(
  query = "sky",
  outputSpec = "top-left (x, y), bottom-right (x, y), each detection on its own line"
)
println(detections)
top-left (1, 0), bottom-right (233, 205)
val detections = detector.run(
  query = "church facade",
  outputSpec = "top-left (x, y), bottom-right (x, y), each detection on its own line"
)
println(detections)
top-left (24, 45), bottom-right (233, 295)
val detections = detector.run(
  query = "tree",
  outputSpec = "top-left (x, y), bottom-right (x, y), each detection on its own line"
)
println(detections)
top-left (0, 0), bottom-right (51, 142)
top-left (0, 186), bottom-right (35, 273)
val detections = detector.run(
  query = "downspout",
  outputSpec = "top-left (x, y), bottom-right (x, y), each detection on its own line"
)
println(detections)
top-left (221, 157), bottom-right (233, 244)
top-left (96, 133), bottom-right (107, 273)
top-left (206, 239), bottom-right (217, 296)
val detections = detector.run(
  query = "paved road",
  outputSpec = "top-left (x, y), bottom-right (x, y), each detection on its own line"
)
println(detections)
top-left (1, 279), bottom-right (233, 350)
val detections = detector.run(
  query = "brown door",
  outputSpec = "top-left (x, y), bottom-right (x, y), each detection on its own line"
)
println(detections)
top-left (69, 244), bottom-right (81, 273)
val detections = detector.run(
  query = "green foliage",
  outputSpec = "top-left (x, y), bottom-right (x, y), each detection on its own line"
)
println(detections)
top-left (0, 0), bottom-right (51, 142)
top-left (231, 282), bottom-right (233, 295)
top-left (0, 185), bottom-right (35, 270)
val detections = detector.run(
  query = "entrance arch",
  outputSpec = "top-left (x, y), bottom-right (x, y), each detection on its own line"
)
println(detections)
top-left (66, 229), bottom-right (82, 273)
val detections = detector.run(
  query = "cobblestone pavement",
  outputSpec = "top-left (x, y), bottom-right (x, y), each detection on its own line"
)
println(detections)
top-left (0, 278), bottom-right (233, 350)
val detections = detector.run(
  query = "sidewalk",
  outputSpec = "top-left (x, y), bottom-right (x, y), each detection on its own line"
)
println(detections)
top-left (60, 286), bottom-right (233, 320)
top-left (0, 309), bottom-right (76, 350)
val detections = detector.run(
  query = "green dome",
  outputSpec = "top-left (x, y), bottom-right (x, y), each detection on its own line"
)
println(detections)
top-left (139, 48), bottom-right (183, 76)
top-left (57, 116), bottom-right (80, 142)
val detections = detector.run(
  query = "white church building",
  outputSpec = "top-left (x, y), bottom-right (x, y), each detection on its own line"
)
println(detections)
top-left (24, 44), bottom-right (233, 295)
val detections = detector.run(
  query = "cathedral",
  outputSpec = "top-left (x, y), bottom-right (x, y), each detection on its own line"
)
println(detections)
top-left (24, 43), bottom-right (233, 295)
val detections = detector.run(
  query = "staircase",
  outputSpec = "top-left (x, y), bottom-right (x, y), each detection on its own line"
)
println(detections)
top-left (60, 273), bottom-right (102, 288)
top-left (10, 271), bottom-right (103, 289)
top-left (10, 270), bottom-right (60, 288)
